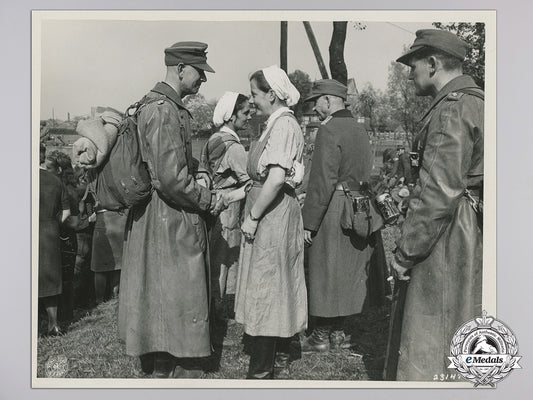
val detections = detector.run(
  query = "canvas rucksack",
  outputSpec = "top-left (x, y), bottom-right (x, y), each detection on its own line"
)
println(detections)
top-left (92, 97), bottom-right (159, 211)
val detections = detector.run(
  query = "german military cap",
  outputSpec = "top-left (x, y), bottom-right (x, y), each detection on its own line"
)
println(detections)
top-left (396, 29), bottom-right (470, 65)
top-left (304, 79), bottom-right (348, 102)
top-left (164, 41), bottom-right (215, 73)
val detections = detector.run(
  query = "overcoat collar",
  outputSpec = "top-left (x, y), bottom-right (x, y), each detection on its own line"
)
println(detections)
top-left (331, 109), bottom-right (353, 118)
top-left (420, 75), bottom-right (480, 121)
top-left (151, 82), bottom-right (191, 115)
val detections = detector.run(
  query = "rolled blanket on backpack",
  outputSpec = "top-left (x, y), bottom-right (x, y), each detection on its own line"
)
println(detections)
top-left (73, 109), bottom-right (123, 168)
top-left (72, 137), bottom-right (98, 167)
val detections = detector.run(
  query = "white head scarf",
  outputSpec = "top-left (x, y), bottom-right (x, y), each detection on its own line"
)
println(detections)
top-left (212, 91), bottom-right (240, 127)
top-left (261, 65), bottom-right (300, 107)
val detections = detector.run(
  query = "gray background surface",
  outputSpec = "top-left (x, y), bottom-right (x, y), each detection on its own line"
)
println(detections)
top-left (3, 0), bottom-right (531, 398)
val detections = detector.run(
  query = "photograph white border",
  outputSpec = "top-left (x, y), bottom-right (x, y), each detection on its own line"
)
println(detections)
top-left (31, 8), bottom-right (496, 389)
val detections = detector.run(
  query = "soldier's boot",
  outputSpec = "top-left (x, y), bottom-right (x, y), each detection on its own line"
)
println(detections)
top-left (330, 330), bottom-right (353, 350)
top-left (171, 358), bottom-right (205, 379)
top-left (300, 326), bottom-right (331, 353)
top-left (152, 352), bottom-right (175, 378)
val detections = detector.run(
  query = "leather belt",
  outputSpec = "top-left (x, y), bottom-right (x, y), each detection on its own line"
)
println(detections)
top-left (335, 183), bottom-right (362, 191)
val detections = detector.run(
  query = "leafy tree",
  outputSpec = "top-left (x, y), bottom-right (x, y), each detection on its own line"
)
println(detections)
top-left (432, 22), bottom-right (485, 88)
top-left (288, 69), bottom-right (313, 120)
top-left (351, 83), bottom-right (388, 135)
top-left (183, 94), bottom-right (215, 135)
top-left (386, 59), bottom-right (431, 147)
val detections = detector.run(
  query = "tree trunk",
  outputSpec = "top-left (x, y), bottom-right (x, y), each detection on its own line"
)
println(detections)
top-left (329, 22), bottom-right (348, 85)
top-left (280, 22), bottom-right (288, 72)
top-left (303, 21), bottom-right (329, 79)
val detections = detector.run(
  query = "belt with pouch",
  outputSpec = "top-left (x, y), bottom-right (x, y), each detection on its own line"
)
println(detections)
top-left (335, 182), bottom-right (362, 192)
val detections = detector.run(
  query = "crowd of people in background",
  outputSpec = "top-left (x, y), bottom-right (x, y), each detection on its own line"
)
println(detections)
top-left (38, 28), bottom-right (484, 382)
top-left (38, 141), bottom-right (126, 336)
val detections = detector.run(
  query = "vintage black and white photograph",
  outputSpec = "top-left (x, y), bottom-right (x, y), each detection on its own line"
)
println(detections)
top-left (32, 10), bottom-right (496, 387)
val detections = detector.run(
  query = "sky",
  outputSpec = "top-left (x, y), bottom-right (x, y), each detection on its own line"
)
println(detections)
top-left (38, 17), bottom-right (435, 120)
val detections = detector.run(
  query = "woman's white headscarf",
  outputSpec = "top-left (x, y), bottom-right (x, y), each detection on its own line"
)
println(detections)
top-left (261, 65), bottom-right (300, 107)
top-left (212, 91), bottom-right (240, 127)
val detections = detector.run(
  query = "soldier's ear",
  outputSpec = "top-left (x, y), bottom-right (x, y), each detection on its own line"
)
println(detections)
top-left (427, 56), bottom-right (438, 75)
top-left (176, 63), bottom-right (186, 78)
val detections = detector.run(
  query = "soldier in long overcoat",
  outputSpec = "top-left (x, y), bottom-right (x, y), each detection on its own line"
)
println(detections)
top-left (390, 30), bottom-right (484, 381)
top-left (118, 42), bottom-right (218, 379)
top-left (301, 79), bottom-right (375, 352)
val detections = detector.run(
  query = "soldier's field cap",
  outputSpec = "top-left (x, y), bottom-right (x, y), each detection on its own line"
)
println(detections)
top-left (304, 79), bottom-right (348, 102)
top-left (164, 41), bottom-right (215, 73)
top-left (396, 29), bottom-right (469, 66)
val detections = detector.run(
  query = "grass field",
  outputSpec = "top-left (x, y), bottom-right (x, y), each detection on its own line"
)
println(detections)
top-left (37, 226), bottom-right (400, 381)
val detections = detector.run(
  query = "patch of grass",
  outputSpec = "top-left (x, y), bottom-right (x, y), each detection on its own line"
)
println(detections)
top-left (37, 226), bottom-right (400, 380)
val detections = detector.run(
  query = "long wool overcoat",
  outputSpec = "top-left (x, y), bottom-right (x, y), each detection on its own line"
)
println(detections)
top-left (118, 82), bottom-right (214, 358)
top-left (302, 109), bottom-right (374, 317)
top-left (394, 75), bottom-right (484, 381)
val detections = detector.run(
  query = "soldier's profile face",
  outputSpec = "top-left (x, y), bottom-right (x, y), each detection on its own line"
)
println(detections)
top-left (181, 65), bottom-right (206, 95)
top-left (313, 95), bottom-right (328, 121)
top-left (408, 58), bottom-right (432, 96)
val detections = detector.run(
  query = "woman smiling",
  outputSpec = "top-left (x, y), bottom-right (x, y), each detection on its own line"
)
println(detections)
top-left (234, 65), bottom-right (307, 379)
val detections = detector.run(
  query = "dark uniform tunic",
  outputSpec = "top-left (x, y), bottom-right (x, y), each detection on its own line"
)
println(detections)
top-left (394, 75), bottom-right (484, 380)
top-left (302, 109), bottom-right (374, 317)
top-left (118, 82), bottom-right (214, 358)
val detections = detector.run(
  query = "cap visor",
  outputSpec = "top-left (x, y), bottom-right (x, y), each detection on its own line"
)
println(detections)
top-left (304, 94), bottom-right (321, 102)
top-left (194, 62), bottom-right (215, 73)
top-left (396, 45), bottom-right (424, 65)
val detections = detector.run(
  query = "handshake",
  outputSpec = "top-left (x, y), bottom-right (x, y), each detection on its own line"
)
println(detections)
top-left (209, 184), bottom-right (249, 216)
top-left (196, 171), bottom-right (249, 217)
top-left (210, 191), bottom-right (230, 216)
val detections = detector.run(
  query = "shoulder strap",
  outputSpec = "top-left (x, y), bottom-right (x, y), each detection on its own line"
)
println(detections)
top-left (457, 87), bottom-right (485, 101)
top-left (247, 111), bottom-right (296, 181)
top-left (206, 133), bottom-right (240, 175)
top-left (253, 111), bottom-right (296, 159)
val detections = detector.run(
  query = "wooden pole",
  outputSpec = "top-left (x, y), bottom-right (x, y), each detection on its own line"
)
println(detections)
top-left (303, 21), bottom-right (329, 79)
top-left (280, 21), bottom-right (288, 72)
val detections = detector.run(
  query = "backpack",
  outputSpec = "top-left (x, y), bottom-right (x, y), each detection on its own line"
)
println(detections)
top-left (92, 97), bottom-right (158, 211)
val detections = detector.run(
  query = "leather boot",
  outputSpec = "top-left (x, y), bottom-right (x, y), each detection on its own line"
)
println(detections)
top-left (152, 352), bottom-right (175, 378)
top-left (329, 316), bottom-right (351, 350)
top-left (246, 336), bottom-right (276, 379)
top-left (301, 326), bottom-right (331, 353)
top-left (171, 358), bottom-right (205, 379)
top-left (139, 353), bottom-right (155, 375)
top-left (330, 330), bottom-right (352, 350)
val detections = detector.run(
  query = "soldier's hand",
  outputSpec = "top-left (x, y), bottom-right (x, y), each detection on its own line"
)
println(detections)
top-left (211, 192), bottom-right (226, 216)
top-left (304, 229), bottom-right (314, 246)
top-left (391, 258), bottom-right (411, 281)
top-left (297, 193), bottom-right (306, 208)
